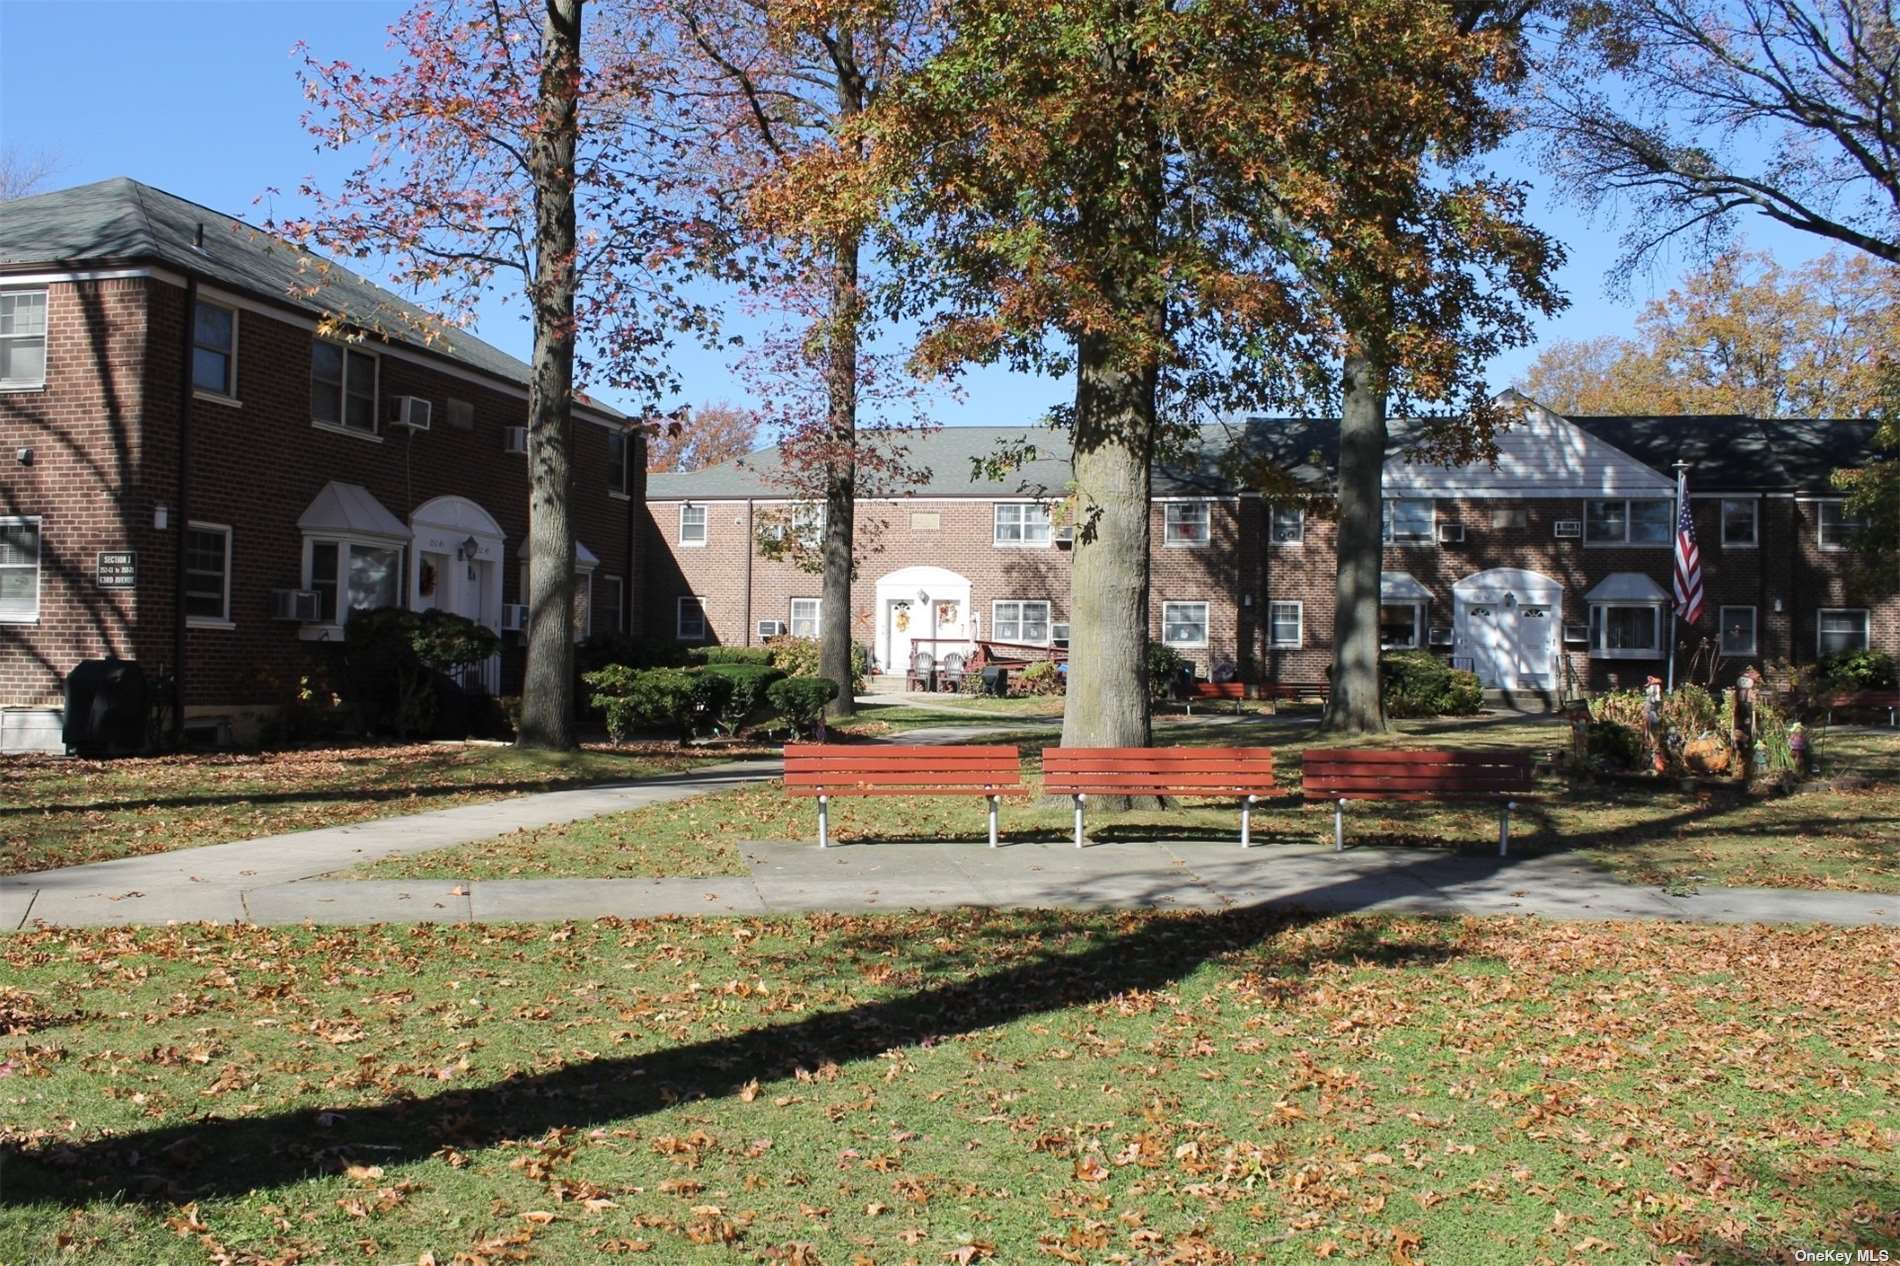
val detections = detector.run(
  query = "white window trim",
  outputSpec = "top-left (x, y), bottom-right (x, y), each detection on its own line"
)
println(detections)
top-left (192, 299), bottom-right (240, 404)
top-left (1587, 601), bottom-right (1665, 660)
top-left (1269, 505), bottom-right (1304, 545)
top-left (679, 503), bottom-right (708, 547)
top-left (1379, 600), bottom-right (1426, 651)
top-left (1816, 608), bottom-right (1871, 655)
top-left (1161, 600), bottom-right (1211, 647)
top-left (993, 502), bottom-right (1053, 548)
top-left (1584, 498), bottom-right (1674, 548)
top-left (1382, 498), bottom-right (1436, 546)
top-left (0, 515), bottom-right (42, 623)
top-left (310, 338), bottom-right (381, 437)
top-left (1163, 501), bottom-right (1212, 548)
top-left (990, 599), bottom-right (1052, 644)
top-left (1267, 600), bottom-right (1303, 649)
top-left (677, 595), bottom-right (709, 641)
top-left (789, 597), bottom-right (821, 639)
top-left (0, 288), bottom-right (49, 392)
top-left (1717, 605), bottom-right (1758, 656)
top-left (1814, 500), bottom-right (1865, 551)
top-left (298, 535), bottom-right (406, 640)
top-left (184, 520), bottom-right (235, 629)
top-left (1718, 498), bottom-right (1759, 549)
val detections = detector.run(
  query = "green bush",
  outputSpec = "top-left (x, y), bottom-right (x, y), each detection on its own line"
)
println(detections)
top-left (576, 632), bottom-right (691, 678)
top-left (694, 645), bottom-right (777, 667)
top-left (340, 607), bottom-right (497, 738)
top-left (1017, 660), bottom-right (1065, 696)
top-left (768, 676), bottom-right (839, 737)
top-left (410, 608), bottom-right (501, 672)
top-left (1146, 644), bottom-right (1187, 703)
top-left (1587, 720), bottom-right (1647, 770)
top-left (583, 665), bottom-right (724, 745)
top-left (1815, 649), bottom-right (1897, 692)
top-left (766, 636), bottom-right (869, 693)
top-left (699, 662), bottom-right (786, 733)
top-left (1380, 650), bottom-right (1482, 718)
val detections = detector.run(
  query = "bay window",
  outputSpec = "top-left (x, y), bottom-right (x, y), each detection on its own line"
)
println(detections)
top-left (1587, 603), bottom-right (1662, 658)
top-left (306, 538), bottom-right (402, 626)
top-left (1379, 602), bottom-right (1424, 650)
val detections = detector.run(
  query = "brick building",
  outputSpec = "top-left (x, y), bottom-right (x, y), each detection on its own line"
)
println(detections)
top-left (1, 178), bottom-right (642, 751)
top-left (645, 397), bottom-right (1894, 699)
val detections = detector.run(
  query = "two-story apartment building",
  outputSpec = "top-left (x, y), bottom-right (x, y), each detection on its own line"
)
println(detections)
top-left (0, 178), bottom-right (643, 751)
top-left (644, 397), bottom-right (1894, 699)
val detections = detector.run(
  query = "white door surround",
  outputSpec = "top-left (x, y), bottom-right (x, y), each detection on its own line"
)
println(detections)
top-left (411, 495), bottom-right (506, 693)
top-left (872, 565), bottom-right (973, 674)
top-left (1452, 568), bottom-right (1562, 691)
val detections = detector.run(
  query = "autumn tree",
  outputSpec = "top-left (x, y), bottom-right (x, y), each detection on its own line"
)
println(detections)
top-left (1520, 250), bottom-right (1900, 416)
top-left (645, 400), bottom-right (762, 471)
top-left (288, 0), bottom-right (708, 748)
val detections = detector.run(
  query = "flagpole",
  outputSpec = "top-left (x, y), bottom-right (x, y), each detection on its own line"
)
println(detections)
top-left (1666, 461), bottom-right (1687, 693)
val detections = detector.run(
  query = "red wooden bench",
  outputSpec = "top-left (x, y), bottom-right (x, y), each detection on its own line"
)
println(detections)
top-left (1183, 682), bottom-right (1249, 715)
top-left (783, 744), bottom-right (1027, 848)
top-left (1824, 691), bottom-right (1900, 727)
top-left (1041, 747), bottom-right (1279, 848)
top-left (1259, 681), bottom-right (1331, 704)
top-left (1301, 748), bottom-right (1539, 857)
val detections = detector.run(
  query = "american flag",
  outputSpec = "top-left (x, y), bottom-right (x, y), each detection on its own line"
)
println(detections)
top-left (1673, 470), bottom-right (1704, 624)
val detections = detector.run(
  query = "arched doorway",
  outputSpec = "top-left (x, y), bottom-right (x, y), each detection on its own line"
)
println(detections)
top-left (411, 496), bottom-right (506, 692)
top-left (872, 565), bottom-right (973, 674)
top-left (1452, 568), bottom-right (1562, 691)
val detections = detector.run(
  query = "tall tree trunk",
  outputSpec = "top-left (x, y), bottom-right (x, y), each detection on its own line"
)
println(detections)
top-left (820, 227), bottom-right (859, 718)
top-left (1322, 334), bottom-right (1390, 735)
top-left (517, 0), bottom-right (583, 751)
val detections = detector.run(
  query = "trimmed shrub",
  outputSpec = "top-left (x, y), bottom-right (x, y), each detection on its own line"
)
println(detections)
top-left (576, 632), bottom-right (691, 678)
top-left (1380, 650), bottom-right (1482, 718)
top-left (1587, 720), bottom-right (1647, 770)
top-left (694, 645), bottom-right (777, 667)
top-left (699, 661), bottom-right (787, 733)
top-left (1815, 649), bottom-right (1897, 692)
top-left (768, 676), bottom-right (839, 737)
top-left (584, 665), bottom-right (724, 744)
top-left (339, 607), bottom-right (499, 738)
top-left (1017, 660), bottom-right (1065, 696)
top-left (766, 636), bottom-right (870, 693)
top-left (1146, 644), bottom-right (1187, 703)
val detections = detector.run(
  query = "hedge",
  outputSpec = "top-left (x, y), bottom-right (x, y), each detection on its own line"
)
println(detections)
top-left (1380, 650), bottom-right (1482, 718)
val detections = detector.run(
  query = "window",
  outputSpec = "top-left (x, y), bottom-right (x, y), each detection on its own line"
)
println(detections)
top-left (310, 341), bottom-right (378, 433)
top-left (1164, 502), bottom-right (1211, 546)
top-left (677, 596), bottom-right (708, 641)
top-left (608, 430), bottom-right (631, 495)
top-left (0, 517), bottom-right (41, 622)
top-left (306, 539), bottom-right (402, 626)
top-left (788, 503), bottom-right (824, 547)
top-left (993, 502), bottom-right (1052, 546)
top-left (1162, 601), bottom-right (1209, 646)
top-left (1587, 603), bottom-right (1662, 658)
top-left (1720, 499), bottom-right (1758, 547)
top-left (1586, 498), bottom-right (1672, 545)
top-left (1817, 501), bottom-right (1866, 550)
top-left (0, 290), bottom-right (48, 388)
top-left (790, 597), bottom-right (821, 638)
top-left (1270, 505), bottom-right (1304, 544)
top-left (1050, 622), bottom-right (1071, 650)
top-left (1382, 499), bottom-right (1434, 544)
top-left (184, 523), bottom-right (232, 625)
top-left (593, 574), bottom-right (624, 636)
top-left (679, 504), bottom-right (707, 546)
top-left (1818, 609), bottom-right (1870, 655)
top-left (1719, 606), bottom-right (1757, 656)
top-left (1268, 601), bottom-right (1302, 648)
top-left (192, 301), bottom-right (236, 397)
top-left (992, 600), bottom-right (1051, 643)
top-left (1379, 602), bottom-right (1424, 650)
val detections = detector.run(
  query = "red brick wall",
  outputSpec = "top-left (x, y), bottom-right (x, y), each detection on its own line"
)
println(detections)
top-left (1, 276), bottom-right (642, 716)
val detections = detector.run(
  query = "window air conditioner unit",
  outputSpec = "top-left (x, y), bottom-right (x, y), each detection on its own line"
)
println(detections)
top-left (1563, 622), bottom-right (1590, 645)
top-left (1553, 519), bottom-right (1583, 539)
top-left (388, 395), bottom-right (432, 430)
top-left (503, 426), bottom-right (529, 454)
top-left (270, 588), bottom-right (321, 622)
top-left (1436, 522), bottom-right (1465, 544)
top-left (757, 619), bottom-right (786, 639)
top-left (501, 603), bottom-right (529, 632)
top-left (1428, 626), bottom-right (1452, 646)
top-left (1053, 525), bottom-right (1075, 546)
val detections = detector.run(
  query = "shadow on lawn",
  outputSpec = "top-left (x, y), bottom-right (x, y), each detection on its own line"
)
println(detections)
top-left (0, 880), bottom-right (1478, 1209)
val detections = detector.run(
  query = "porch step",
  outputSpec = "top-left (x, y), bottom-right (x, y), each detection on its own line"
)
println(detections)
top-left (1481, 687), bottom-right (1561, 714)
top-left (865, 674), bottom-right (913, 695)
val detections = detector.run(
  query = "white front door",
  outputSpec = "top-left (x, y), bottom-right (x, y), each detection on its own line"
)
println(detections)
top-left (1460, 600), bottom-right (1554, 690)
top-left (1464, 603), bottom-right (1509, 688)
top-left (1512, 603), bottom-right (1554, 689)
top-left (886, 599), bottom-right (915, 675)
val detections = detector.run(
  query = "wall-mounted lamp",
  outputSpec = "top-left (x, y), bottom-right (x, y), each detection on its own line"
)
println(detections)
top-left (1773, 596), bottom-right (1784, 613)
top-left (457, 535), bottom-right (481, 562)
top-left (153, 503), bottom-right (170, 530)
top-left (15, 447), bottom-right (31, 466)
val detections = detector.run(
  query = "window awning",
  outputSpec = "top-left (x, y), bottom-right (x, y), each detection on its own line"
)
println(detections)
top-left (1380, 573), bottom-right (1430, 601)
top-left (515, 537), bottom-right (600, 573)
top-left (1586, 572), bottom-right (1669, 603)
top-left (297, 481), bottom-right (409, 543)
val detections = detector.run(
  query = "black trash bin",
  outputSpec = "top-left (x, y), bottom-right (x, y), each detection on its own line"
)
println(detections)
top-left (981, 665), bottom-right (1009, 697)
top-left (62, 657), bottom-right (151, 757)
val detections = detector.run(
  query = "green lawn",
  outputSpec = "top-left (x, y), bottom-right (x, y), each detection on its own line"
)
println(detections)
top-left (0, 743), bottom-right (747, 876)
top-left (1, 913), bottom-right (1893, 1265)
top-left (357, 720), bottom-right (1900, 891)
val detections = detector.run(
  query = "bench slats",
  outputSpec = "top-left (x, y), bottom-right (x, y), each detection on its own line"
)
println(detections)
top-left (784, 745), bottom-right (1026, 798)
top-left (1301, 748), bottom-right (1535, 801)
top-left (1302, 748), bottom-right (1529, 766)
top-left (1044, 747), bottom-right (1277, 798)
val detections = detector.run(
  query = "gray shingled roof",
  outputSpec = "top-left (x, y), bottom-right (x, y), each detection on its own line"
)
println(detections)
top-left (1568, 415), bottom-right (1884, 493)
top-left (0, 177), bottom-right (622, 418)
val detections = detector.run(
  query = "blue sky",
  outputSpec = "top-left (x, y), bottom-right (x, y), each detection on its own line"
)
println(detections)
top-left (0, 0), bottom-right (1830, 428)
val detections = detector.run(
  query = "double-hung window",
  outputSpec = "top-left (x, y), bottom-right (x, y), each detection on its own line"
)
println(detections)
top-left (1268, 601), bottom-right (1302, 648)
top-left (992, 600), bottom-right (1050, 643)
top-left (1164, 502), bottom-right (1211, 546)
top-left (1162, 601), bottom-right (1209, 647)
top-left (1379, 602), bottom-right (1424, 650)
top-left (1382, 499), bottom-right (1434, 544)
top-left (994, 503), bottom-right (1052, 546)
top-left (1720, 499), bottom-right (1758, 547)
top-left (192, 300), bottom-right (237, 398)
top-left (1817, 501), bottom-right (1866, 550)
top-left (790, 597), bottom-right (821, 638)
top-left (0, 290), bottom-right (48, 389)
top-left (677, 596), bottom-right (709, 641)
top-left (1818, 609), bottom-right (1870, 654)
top-left (608, 430), bottom-right (631, 495)
top-left (679, 504), bottom-right (708, 546)
top-left (306, 538), bottom-right (402, 626)
top-left (1270, 505), bottom-right (1304, 544)
top-left (184, 523), bottom-right (233, 626)
top-left (594, 574), bottom-right (624, 635)
top-left (1718, 606), bottom-right (1757, 656)
top-left (0, 517), bottom-right (41, 622)
top-left (1587, 603), bottom-right (1662, 658)
top-left (1586, 499), bottom-right (1672, 545)
top-left (310, 341), bottom-right (378, 434)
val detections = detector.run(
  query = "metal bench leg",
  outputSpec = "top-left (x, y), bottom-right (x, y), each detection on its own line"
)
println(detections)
top-left (1240, 795), bottom-right (1255, 849)
top-left (1498, 800), bottom-right (1515, 858)
top-left (818, 794), bottom-right (829, 849)
top-left (988, 794), bottom-right (999, 849)
top-left (1073, 794), bottom-right (1086, 849)
top-left (1334, 798), bottom-right (1345, 852)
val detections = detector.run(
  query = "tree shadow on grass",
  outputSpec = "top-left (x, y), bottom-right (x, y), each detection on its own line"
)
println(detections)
top-left (0, 893), bottom-right (1467, 1209)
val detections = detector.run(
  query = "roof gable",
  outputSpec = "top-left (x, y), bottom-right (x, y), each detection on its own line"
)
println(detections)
top-left (1384, 397), bottom-right (1674, 498)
